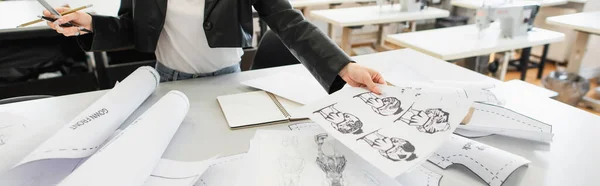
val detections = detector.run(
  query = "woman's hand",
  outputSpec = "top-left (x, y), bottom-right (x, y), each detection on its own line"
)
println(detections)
top-left (43, 7), bottom-right (93, 36)
top-left (339, 63), bottom-right (386, 95)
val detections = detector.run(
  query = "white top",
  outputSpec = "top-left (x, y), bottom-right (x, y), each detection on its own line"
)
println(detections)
top-left (290, 0), bottom-right (375, 8)
top-left (309, 5), bottom-right (449, 27)
top-left (385, 24), bottom-right (565, 60)
top-left (2, 49), bottom-right (599, 186)
top-left (155, 0), bottom-right (243, 74)
top-left (451, 0), bottom-right (568, 9)
top-left (546, 11), bottom-right (600, 35)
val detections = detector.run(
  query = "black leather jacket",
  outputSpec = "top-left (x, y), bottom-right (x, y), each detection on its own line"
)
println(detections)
top-left (77, 0), bottom-right (351, 93)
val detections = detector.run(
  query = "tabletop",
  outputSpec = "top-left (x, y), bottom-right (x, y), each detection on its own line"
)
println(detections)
top-left (1, 49), bottom-right (598, 186)
top-left (451, 0), bottom-right (569, 9)
top-left (546, 11), bottom-right (600, 35)
top-left (310, 5), bottom-right (450, 27)
top-left (291, 0), bottom-right (375, 8)
top-left (385, 24), bottom-right (565, 60)
top-left (0, 0), bottom-right (119, 32)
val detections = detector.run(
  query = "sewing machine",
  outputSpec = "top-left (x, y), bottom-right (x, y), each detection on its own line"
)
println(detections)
top-left (475, 1), bottom-right (540, 38)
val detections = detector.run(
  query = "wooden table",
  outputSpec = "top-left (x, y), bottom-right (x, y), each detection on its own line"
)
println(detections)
top-left (547, 11), bottom-right (600, 73)
top-left (386, 24), bottom-right (564, 80)
top-left (310, 5), bottom-right (449, 54)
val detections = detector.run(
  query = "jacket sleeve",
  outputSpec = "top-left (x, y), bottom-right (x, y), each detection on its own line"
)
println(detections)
top-left (253, 0), bottom-right (351, 94)
top-left (76, 0), bottom-right (135, 52)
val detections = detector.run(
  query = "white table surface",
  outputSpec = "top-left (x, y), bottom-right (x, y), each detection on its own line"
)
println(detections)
top-left (386, 24), bottom-right (565, 60)
top-left (0, 0), bottom-right (119, 31)
top-left (568, 0), bottom-right (587, 3)
top-left (546, 11), bottom-right (600, 35)
top-left (310, 5), bottom-right (450, 27)
top-left (291, 0), bottom-right (375, 8)
top-left (451, 0), bottom-right (569, 9)
top-left (1, 49), bottom-right (597, 186)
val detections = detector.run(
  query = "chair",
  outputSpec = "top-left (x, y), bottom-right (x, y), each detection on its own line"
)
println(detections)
top-left (250, 30), bottom-right (301, 70)
top-left (0, 95), bottom-right (53, 105)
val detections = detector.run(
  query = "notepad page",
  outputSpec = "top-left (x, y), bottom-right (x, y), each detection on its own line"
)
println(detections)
top-left (273, 95), bottom-right (308, 120)
top-left (217, 91), bottom-right (288, 128)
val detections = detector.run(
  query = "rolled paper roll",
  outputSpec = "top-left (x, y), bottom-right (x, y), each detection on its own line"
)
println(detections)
top-left (15, 66), bottom-right (160, 167)
top-left (58, 91), bottom-right (190, 186)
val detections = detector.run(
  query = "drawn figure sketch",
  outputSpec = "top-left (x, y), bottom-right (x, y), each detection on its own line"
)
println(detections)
top-left (358, 131), bottom-right (417, 162)
top-left (315, 133), bottom-right (347, 186)
top-left (279, 156), bottom-right (305, 186)
top-left (354, 92), bottom-right (403, 116)
top-left (314, 104), bottom-right (363, 135)
top-left (396, 107), bottom-right (450, 134)
top-left (279, 136), bottom-right (304, 186)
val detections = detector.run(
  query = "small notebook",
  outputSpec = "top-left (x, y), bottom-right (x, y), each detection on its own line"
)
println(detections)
top-left (217, 91), bottom-right (307, 128)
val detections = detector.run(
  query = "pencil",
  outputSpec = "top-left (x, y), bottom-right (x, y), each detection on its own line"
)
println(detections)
top-left (16, 4), bottom-right (93, 28)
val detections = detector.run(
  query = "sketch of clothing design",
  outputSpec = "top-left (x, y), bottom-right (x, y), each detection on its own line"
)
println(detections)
top-left (358, 131), bottom-right (417, 162)
top-left (314, 104), bottom-right (363, 135)
top-left (354, 92), bottom-right (404, 116)
top-left (0, 122), bottom-right (27, 146)
top-left (396, 108), bottom-right (450, 134)
top-left (315, 133), bottom-right (347, 186)
top-left (279, 155), bottom-right (305, 186)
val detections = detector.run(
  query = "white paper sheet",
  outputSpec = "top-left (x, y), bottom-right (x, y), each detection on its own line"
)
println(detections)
top-left (301, 85), bottom-right (472, 177)
top-left (58, 91), bottom-right (190, 186)
top-left (249, 130), bottom-right (401, 186)
top-left (217, 91), bottom-right (287, 128)
top-left (395, 165), bottom-right (442, 186)
top-left (0, 112), bottom-right (59, 173)
top-left (241, 72), bottom-right (328, 105)
top-left (454, 128), bottom-right (494, 138)
top-left (288, 122), bottom-right (444, 186)
top-left (428, 135), bottom-right (530, 186)
top-left (459, 102), bottom-right (553, 143)
top-left (144, 157), bottom-right (216, 186)
top-left (195, 154), bottom-right (247, 186)
top-left (14, 67), bottom-right (159, 167)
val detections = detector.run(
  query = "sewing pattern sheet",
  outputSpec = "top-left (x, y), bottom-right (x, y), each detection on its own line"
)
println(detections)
top-left (248, 130), bottom-right (400, 186)
top-left (15, 67), bottom-right (159, 167)
top-left (459, 102), bottom-right (553, 143)
top-left (395, 165), bottom-right (442, 186)
top-left (301, 85), bottom-right (472, 177)
top-left (428, 135), bottom-right (530, 186)
top-left (196, 154), bottom-right (247, 186)
top-left (58, 91), bottom-right (189, 186)
top-left (144, 158), bottom-right (216, 186)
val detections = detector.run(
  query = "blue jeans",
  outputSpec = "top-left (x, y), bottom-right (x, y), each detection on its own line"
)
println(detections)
top-left (155, 62), bottom-right (241, 82)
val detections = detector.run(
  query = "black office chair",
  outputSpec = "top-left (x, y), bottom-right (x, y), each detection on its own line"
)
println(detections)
top-left (0, 95), bottom-right (53, 105)
top-left (250, 30), bottom-right (301, 70)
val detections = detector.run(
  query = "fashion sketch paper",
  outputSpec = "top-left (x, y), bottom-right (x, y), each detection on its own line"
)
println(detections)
top-left (249, 130), bottom-right (401, 186)
top-left (301, 85), bottom-right (472, 177)
top-left (58, 91), bottom-right (189, 186)
top-left (14, 67), bottom-right (159, 167)
top-left (428, 135), bottom-right (530, 186)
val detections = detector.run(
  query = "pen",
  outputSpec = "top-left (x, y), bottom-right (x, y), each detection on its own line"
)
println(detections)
top-left (38, 16), bottom-right (93, 33)
top-left (17, 4), bottom-right (93, 28)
